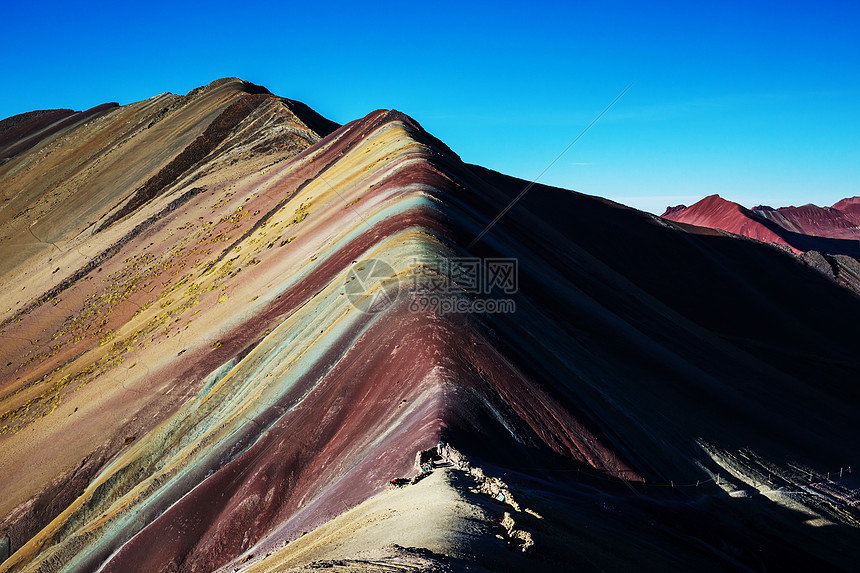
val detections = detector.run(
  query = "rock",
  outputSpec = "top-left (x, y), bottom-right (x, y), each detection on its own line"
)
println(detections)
top-left (499, 512), bottom-right (534, 553)
top-left (801, 250), bottom-right (836, 280)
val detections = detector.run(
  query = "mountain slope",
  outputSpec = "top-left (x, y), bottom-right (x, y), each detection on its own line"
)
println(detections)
top-left (1, 81), bottom-right (859, 572)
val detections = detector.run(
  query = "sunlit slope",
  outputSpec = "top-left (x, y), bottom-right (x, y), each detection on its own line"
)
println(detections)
top-left (1, 92), bottom-right (628, 571)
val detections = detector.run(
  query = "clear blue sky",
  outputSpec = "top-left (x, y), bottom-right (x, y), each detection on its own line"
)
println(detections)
top-left (2, 0), bottom-right (857, 214)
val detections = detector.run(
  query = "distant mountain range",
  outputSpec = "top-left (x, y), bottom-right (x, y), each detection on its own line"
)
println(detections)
top-left (1, 79), bottom-right (859, 572)
top-left (663, 194), bottom-right (860, 254)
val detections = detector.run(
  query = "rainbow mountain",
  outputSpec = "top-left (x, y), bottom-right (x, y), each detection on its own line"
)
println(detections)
top-left (1, 79), bottom-right (859, 572)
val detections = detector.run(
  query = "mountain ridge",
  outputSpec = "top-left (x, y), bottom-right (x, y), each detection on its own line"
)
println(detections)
top-left (1, 79), bottom-right (859, 572)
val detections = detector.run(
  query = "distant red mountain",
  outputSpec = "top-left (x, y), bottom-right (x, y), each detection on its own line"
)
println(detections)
top-left (662, 194), bottom-right (860, 256)
top-left (832, 196), bottom-right (860, 223)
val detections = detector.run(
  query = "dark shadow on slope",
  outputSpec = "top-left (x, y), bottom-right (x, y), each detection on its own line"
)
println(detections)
top-left (281, 98), bottom-right (341, 138)
top-left (430, 160), bottom-right (860, 501)
top-left (451, 428), bottom-right (860, 571)
top-left (461, 165), bottom-right (860, 373)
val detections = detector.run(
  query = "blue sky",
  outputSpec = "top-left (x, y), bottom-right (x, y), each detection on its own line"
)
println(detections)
top-left (2, 0), bottom-right (857, 214)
